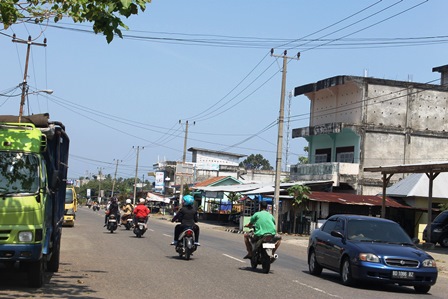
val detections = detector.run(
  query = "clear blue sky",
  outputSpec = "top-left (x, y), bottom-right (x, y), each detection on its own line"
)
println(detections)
top-left (1, 0), bottom-right (447, 182)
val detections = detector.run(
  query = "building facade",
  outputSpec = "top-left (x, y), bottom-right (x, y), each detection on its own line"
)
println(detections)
top-left (291, 66), bottom-right (448, 195)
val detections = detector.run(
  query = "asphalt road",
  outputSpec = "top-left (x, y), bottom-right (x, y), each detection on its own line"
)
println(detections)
top-left (1, 207), bottom-right (447, 299)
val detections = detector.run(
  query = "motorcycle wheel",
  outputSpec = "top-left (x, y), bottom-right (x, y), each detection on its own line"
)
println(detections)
top-left (185, 247), bottom-right (191, 260)
top-left (261, 254), bottom-right (271, 274)
top-left (250, 253), bottom-right (258, 269)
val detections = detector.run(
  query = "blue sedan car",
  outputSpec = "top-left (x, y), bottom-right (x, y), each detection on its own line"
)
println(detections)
top-left (308, 215), bottom-right (438, 294)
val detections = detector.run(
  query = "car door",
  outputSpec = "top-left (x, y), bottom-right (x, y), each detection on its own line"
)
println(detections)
top-left (315, 217), bottom-right (338, 268)
top-left (325, 217), bottom-right (346, 270)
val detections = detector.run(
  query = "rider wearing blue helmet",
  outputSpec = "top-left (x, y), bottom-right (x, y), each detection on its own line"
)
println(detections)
top-left (171, 195), bottom-right (200, 245)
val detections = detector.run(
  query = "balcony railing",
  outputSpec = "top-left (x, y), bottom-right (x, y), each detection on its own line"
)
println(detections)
top-left (290, 162), bottom-right (359, 186)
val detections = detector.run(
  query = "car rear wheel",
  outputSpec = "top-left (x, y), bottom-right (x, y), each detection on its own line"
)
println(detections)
top-left (308, 249), bottom-right (323, 276)
top-left (414, 285), bottom-right (431, 294)
top-left (439, 235), bottom-right (448, 248)
top-left (341, 257), bottom-right (355, 286)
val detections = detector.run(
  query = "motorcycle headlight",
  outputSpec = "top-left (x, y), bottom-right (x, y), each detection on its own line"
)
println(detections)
top-left (422, 259), bottom-right (437, 268)
top-left (19, 231), bottom-right (33, 242)
top-left (359, 253), bottom-right (380, 263)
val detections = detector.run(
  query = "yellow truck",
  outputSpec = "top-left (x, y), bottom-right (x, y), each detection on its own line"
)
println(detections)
top-left (0, 114), bottom-right (69, 287)
top-left (63, 185), bottom-right (77, 227)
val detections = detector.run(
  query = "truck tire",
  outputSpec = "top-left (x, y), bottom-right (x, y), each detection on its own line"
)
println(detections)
top-left (47, 237), bottom-right (61, 272)
top-left (28, 259), bottom-right (45, 288)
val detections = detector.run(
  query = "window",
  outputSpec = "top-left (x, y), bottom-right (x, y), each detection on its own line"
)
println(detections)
top-left (315, 148), bottom-right (331, 163)
top-left (336, 146), bottom-right (354, 163)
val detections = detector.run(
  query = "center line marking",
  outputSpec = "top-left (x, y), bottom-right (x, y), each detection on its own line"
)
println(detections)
top-left (223, 254), bottom-right (245, 263)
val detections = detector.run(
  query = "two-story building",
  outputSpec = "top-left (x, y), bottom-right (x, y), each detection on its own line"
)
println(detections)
top-left (291, 65), bottom-right (448, 196)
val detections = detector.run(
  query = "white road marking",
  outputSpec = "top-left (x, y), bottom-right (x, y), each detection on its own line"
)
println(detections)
top-left (292, 280), bottom-right (342, 298)
top-left (223, 254), bottom-right (245, 263)
top-left (163, 234), bottom-right (171, 237)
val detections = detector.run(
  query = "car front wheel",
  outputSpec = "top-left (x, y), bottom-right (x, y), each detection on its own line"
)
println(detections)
top-left (414, 285), bottom-right (431, 294)
top-left (308, 249), bottom-right (323, 276)
top-left (341, 257), bottom-right (355, 286)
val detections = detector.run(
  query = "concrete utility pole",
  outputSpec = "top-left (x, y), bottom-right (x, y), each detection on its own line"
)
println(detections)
top-left (179, 120), bottom-right (190, 206)
top-left (271, 49), bottom-right (300, 231)
top-left (12, 35), bottom-right (47, 122)
top-left (111, 159), bottom-right (122, 197)
top-left (133, 146), bottom-right (143, 205)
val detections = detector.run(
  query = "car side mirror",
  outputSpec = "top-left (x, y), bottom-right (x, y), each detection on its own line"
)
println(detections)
top-left (331, 230), bottom-right (344, 239)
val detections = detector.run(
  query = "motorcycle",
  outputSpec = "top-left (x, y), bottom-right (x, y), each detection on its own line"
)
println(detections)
top-left (106, 213), bottom-right (118, 233)
top-left (122, 214), bottom-right (134, 230)
top-left (133, 217), bottom-right (147, 238)
top-left (92, 204), bottom-right (100, 212)
top-left (175, 227), bottom-right (197, 260)
top-left (249, 233), bottom-right (281, 273)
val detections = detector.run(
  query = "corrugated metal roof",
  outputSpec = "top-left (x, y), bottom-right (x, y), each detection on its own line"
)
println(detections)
top-left (193, 176), bottom-right (234, 187)
top-left (386, 172), bottom-right (448, 199)
top-left (308, 192), bottom-right (411, 208)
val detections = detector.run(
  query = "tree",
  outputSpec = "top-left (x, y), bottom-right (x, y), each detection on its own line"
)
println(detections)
top-left (0, 0), bottom-right (152, 43)
top-left (239, 154), bottom-right (273, 170)
top-left (287, 184), bottom-right (311, 234)
top-left (298, 146), bottom-right (309, 165)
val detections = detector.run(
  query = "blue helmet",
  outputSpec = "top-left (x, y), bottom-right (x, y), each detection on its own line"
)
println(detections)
top-left (183, 195), bottom-right (194, 206)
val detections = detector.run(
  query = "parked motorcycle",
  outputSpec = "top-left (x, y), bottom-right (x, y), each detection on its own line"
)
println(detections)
top-left (249, 233), bottom-right (281, 273)
top-left (122, 214), bottom-right (134, 230)
top-left (106, 214), bottom-right (118, 233)
top-left (175, 227), bottom-right (197, 260)
top-left (133, 217), bottom-right (147, 238)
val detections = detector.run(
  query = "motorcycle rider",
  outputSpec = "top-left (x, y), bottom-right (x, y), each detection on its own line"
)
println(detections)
top-left (104, 197), bottom-right (120, 227)
top-left (121, 198), bottom-right (134, 225)
top-left (171, 195), bottom-right (200, 246)
top-left (243, 200), bottom-right (281, 259)
top-left (133, 198), bottom-right (150, 228)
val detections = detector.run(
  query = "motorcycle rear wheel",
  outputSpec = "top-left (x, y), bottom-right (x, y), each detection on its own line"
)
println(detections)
top-left (250, 254), bottom-right (258, 269)
top-left (261, 255), bottom-right (271, 274)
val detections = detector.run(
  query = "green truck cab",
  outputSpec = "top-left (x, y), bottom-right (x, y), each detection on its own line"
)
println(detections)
top-left (63, 185), bottom-right (78, 227)
top-left (0, 114), bottom-right (69, 287)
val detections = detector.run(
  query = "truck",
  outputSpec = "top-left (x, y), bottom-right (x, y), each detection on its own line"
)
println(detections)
top-left (0, 113), bottom-right (69, 287)
top-left (63, 185), bottom-right (78, 227)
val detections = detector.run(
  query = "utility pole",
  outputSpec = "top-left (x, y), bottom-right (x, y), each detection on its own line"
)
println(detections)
top-left (111, 159), bottom-right (122, 197)
top-left (271, 49), bottom-right (300, 231)
top-left (133, 146), bottom-right (143, 205)
top-left (179, 120), bottom-right (194, 206)
top-left (12, 35), bottom-right (47, 122)
top-left (97, 167), bottom-right (103, 203)
top-left (285, 91), bottom-right (292, 170)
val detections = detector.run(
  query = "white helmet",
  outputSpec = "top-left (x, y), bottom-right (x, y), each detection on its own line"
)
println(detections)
top-left (126, 199), bottom-right (131, 204)
top-left (139, 198), bottom-right (145, 203)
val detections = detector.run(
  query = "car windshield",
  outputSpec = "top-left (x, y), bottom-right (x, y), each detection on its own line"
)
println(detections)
top-left (432, 211), bottom-right (448, 224)
top-left (346, 219), bottom-right (412, 244)
top-left (65, 189), bottom-right (74, 204)
top-left (0, 152), bottom-right (40, 194)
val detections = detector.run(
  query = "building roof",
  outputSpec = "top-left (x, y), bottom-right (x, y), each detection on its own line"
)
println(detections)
top-left (293, 75), bottom-right (448, 97)
top-left (188, 147), bottom-right (246, 158)
top-left (193, 176), bottom-right (241, 188)
top-left (307, 191), bottom-right (412, 209)
top-left (386, 172), bottom-right (448, 199)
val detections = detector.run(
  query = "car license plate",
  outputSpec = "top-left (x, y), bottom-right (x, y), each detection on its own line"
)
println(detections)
top-left (392, 270), bottom-right (414, 280)
top-left (262, 243), bottom-right (276, 249)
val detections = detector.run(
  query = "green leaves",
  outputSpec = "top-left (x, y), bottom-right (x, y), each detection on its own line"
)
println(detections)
top-left (0, 0), bottom-right (152, 43)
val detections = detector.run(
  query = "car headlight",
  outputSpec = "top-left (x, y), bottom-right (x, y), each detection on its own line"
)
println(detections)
top-left (18, 231), bottom-right (33, 242)
top-left (359, 253), bottom-right (380, 263)
top-left (422, 259), bottom-right (437, 268)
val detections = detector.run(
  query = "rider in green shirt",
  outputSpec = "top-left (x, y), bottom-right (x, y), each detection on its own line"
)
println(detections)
top-left (243, 201), bottom-right (281, 259)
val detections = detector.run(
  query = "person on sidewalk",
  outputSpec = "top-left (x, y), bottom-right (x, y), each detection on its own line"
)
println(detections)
top-left (243, 201), bottom-right (281, 259)
top-left (171, 195), bottom-right (200, 246)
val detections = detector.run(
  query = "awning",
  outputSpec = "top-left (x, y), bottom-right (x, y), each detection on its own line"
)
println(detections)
top-left (146, 192), bottom-right (170, 204)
